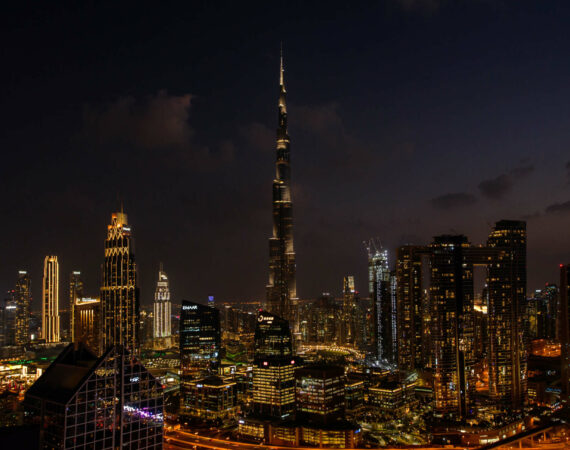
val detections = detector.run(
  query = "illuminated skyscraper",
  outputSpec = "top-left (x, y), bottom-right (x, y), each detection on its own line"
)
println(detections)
top-left (15, 270), bottom-right (31, 346)
top-left (180, 300), bottom-right (221, 415)
top-left (68, 271), bottom-right (83, 343)
top-left (487, 220), bottom-right (527, 410)
top-left (341, 276), bottom-right (356, 345)
top-left (366, 242), bottom-right (393, 362)
top-left (153, 263), bottom-right (171, 339)
top-left (42, 255), bottom-right (60, 343)
top-left (267, 51), bottom-right (297, 330)
top-left (430, 236), bottom-right (474, 420)
top-left (252, 310), bottom-right (297, 419)
top-left (74, 297), bottom-right (100, 352)
top-left (396, 246), bottom-right (428, 371)
top-left (101, 211), bottom-right (139, 353)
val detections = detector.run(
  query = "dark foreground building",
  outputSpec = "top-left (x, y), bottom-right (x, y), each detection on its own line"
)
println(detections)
top-left (24, 343), bottom-right (164, 449)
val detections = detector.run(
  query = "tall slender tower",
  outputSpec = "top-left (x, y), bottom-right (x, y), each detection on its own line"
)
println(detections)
top-left (101, 210), bottom-right (139, 353)
top-left (42, 256), bottom-right (60, 343)
top-left (487, 220), bottom-right (527, 410)
top-left (266, 50), bottom-right (297, 329)
top-left (69, 271), bottom-right (83, 343)
top-left (15, 271), bottom-right (31, 346)
top-left (153, 263), bottom-right (171, 339)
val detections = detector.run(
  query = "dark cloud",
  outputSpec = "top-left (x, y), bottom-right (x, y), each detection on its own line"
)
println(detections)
top-left (241, 122), bottom-right (273, 152)
top-left (566, 161), bottom-right (570, 183)
top-left (545, 201), bottom-right (570, 214)
top-left (431, 193), bottom-right (477, 210)
top-left (478, 174), bottom-right (512, 199)
top-left (83, 90), bottom-right (194, 149)
top-left (478, 164), bottom-right (534, 199)
top-left (511, 164), bottom-right (535, 178)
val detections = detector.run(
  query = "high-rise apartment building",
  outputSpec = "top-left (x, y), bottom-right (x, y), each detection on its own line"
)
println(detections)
top-left (68, 271), bottom-right (83, 343)
top-left (396, 246), bottom-right (428, 371)
top-left (487, 220), bottom-right (527, 410)
top-left (14, 271), bottom-right (31, 346)
top-left (153, 263), bottom-right (171, 339)
top-left (266, 52), bottom-right (297, 331)
top-left (430, 235), bottom-right (474, 420)
top-left (252, 311), bottom-right (297, 419)
top-left (42, 255), bottom-right (60, 343)
top-left (101, 211), bottom-right (139, 353)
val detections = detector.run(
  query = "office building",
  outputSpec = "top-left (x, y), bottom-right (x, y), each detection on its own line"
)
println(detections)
top-left (266, 52), bottom-right (298, 331)
top-left (68, 271), bottom-right (83, 343)
top-left (42, 255), bottom-right (60, 343)
top-left (74, 297), bottom-right (100, 352)
top-left (295, 365), bottom-right (345, 423)
top-left (180, 300), bottom-right (221, 416)
top-left (183, 375), bottom-right (238, 421)
top-left (487, 220), bottom-right (527, 410)
top-left (252, 311), bottom-right (296, 419)
top-left (180, 300), bottom-right (220, 376)
top-left (14, 271), bottom-right (31, 346)
top-left (101, 210), bottom-right (139, 353)
top-left (153, 263), bottom-right (171, 339)
top-left (24, 343), bottom-right (163, 449)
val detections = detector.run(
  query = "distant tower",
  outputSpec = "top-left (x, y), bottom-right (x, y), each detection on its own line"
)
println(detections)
top-left (69, 271), bottom-right (83, 343)
top-left (42, 256), bottom-right (60, 343)
top-left (266, 49), bottom-right (297, 330)
top-left (153, 263), bottom-right (171, 339)
top-left (101, 210), bottom-right (139, 353)
top-left (15, 271), bottom-right (31, 346)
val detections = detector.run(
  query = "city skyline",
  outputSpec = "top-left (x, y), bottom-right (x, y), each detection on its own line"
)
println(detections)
top-left (1, 1), bottom-right (570, 307)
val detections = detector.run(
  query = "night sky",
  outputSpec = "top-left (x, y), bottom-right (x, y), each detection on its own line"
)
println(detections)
top-left (2, 1), bottom-right (570, 308)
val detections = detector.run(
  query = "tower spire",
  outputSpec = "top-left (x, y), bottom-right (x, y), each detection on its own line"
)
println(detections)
top-left (280, 43), bottom-right (285, 89)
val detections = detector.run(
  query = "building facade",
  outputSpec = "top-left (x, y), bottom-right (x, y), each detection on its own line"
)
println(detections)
top-left (24, 344), bottom-right (163, 449)
top-left (266, 52), bottom-right (297, 331)
top-left (42, 255), bottom-right (60, 343)
top-left (101, 211), bottom-right (139, 354)
top-left (74, 297), bottom-right (100, 352)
